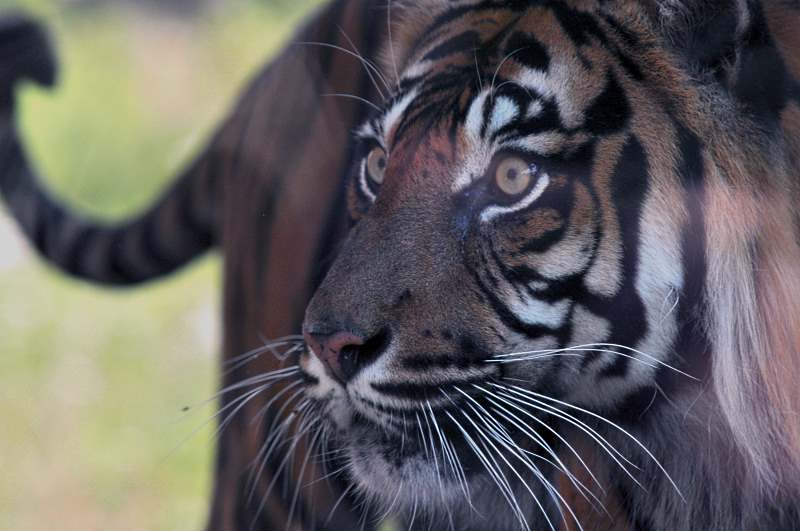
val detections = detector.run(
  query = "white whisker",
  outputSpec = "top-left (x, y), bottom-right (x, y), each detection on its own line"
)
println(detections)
top-left (491, 342), bottom-right (697, 380)
top-left (506, 384), bottom-right (685, 501)
top-left (322, 93), bottom-right (382, 112)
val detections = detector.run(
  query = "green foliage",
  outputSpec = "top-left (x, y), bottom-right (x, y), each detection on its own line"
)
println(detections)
top-left (0, 1), bottom-right (320, 529)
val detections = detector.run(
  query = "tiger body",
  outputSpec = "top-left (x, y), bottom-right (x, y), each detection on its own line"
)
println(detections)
top-left (2, 1), bottom-right (800, 530)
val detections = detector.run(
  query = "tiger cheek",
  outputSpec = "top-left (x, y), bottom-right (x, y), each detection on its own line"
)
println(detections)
top-left (499, 208), bottom-right (565, 259)
top-left (526, 181), bottom-right (599, 279)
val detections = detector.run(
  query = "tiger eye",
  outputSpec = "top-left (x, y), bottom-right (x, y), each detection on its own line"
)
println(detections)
top-left (366, 146), bottom-right (388, 185)
top-left (495, 156), bottom-right (532, 196)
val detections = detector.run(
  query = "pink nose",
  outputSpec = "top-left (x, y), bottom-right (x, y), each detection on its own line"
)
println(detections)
top-left (304, 330), bottom-right (365, 383)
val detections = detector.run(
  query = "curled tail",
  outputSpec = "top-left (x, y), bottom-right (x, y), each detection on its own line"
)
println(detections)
top-left (0, 13), bottom-right (218, 286)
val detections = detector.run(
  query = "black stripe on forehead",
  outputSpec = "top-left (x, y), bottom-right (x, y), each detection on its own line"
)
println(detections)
top-left (386, 5), bottom-right (644, 138)
top-left (423, 31), bottom-right (482, 62)
top-left (416, 0), bottom-right (533, 48)
top-left (412, 0), bottom-right (613, 63)
top-left (504, 31), bottom-right (550, 71)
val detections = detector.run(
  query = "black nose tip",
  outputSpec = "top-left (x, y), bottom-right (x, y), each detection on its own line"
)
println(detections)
top-left (304, 328), bottom-right (390, 383)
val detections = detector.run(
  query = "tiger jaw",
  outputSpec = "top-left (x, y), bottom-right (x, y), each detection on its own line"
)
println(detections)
top-left (300, 349), bottom-right (477, 497)
top-left (299, 348), bottom-right (560, 521)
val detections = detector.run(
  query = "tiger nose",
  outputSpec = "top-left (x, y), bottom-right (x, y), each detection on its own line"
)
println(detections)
top-left (304, 330), bottom-right (368, 384)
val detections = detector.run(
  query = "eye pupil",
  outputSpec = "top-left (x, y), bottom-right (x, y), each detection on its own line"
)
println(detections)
top-left (507, 168), bottom-right (518, 181)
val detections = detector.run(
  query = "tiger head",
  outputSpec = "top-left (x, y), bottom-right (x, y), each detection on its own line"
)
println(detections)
top-left (299, 0), bottom-right (800, 527)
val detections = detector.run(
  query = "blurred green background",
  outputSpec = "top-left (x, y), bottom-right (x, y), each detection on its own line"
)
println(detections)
top-left (0, 0), bottom-right (319, 529)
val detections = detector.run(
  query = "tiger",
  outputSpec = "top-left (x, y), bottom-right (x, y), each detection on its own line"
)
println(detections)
top-left (2, 0), bottom-right (800, 530)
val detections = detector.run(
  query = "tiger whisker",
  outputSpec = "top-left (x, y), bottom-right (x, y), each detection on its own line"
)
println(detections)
top-left (296, 41), bottom-right (390, 96)
top-left (303, 461), bottom-right (349, 488)
top-left (249, 380), bottom-right (306, 427)
top-left (456, 387), bottom-right (568, 531)
top-left (406, 493), bottom-right (419, 531)
top-left (446, 407), bottom-right (527, 530)
top-left (246, 394), bottom-right (309, 505)
top-left (442, 393), bottom-right (530, 531)
top-left (386, 0), bottom-right (400, 89)
top-left (474, 48), bottom-right (484, 92)
top-left (508, 384), bottom-right (686, 501)
top-left (414, 411), bottom-right (431, 461)
top-left (399, 410), bottom-right (407, 455)
top-left (422, 402), bottom-right (456, 527)
top-left (657, 287), bottom-right (680, 328)
top-left (336, 26), bottom-right (390, 99)
top-left (453, 392), bottom-right (540, 531)
top-left (489, 46), bottom-right (530, 97)
top-left (489, 384), bottom-right (643, 487)
top-left (250, 412), bottom-right (319, 531)
top-left (187, 366), bottom-right (300, 409)
top-left (286, 420), bottom-right (325, 530)
top-left (476, 384), bottom-right (605, 492)
top-left (357, 487), bottom-right (370, 531)
top-left (491, 342), bottom-right (697, 380)
top-left (427, 399), bottom-right (472, 506)
top-left (475, 385), bottom-right (608, 515)
top-left (225, 335), bottom-right (303, 368)
top-left (324, 481), bottom-right (356, 528)
top-left (165, 372), bottom-right (300, 467)
top-left (376, 479), bottom-right (405, 525)
top-left (211, 380), bottom-right (294, 443)
top-left (321, 93), bottom-right (382, 112)
top-left (492, 347), bottom-right (663, 372)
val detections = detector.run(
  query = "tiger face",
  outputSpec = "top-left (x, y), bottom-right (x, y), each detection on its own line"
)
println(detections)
top-left (298, 0), bottom-right (769, 526)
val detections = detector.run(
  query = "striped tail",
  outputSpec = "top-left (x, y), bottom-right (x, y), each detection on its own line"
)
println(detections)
top-left (0, 13), bottom-right (217, 286)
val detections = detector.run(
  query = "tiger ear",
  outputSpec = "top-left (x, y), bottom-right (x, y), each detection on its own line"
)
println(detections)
top-left (651, 0), bottom-right (795, 122)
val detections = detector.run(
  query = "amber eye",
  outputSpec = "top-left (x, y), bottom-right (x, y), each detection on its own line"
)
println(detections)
top-left (494, 156), bottom-right (534, 196)
top-left (366, 146), bottom-right (388, 185)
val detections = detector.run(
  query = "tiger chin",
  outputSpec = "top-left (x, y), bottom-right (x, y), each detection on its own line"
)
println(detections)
top-left (296, 0), bottom-right (800, 529)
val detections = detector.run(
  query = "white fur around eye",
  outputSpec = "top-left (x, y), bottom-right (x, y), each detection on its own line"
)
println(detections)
top-left (480, 172), bottom-right (550, 223)
top-left (488, 96), bottom-right (519, 135)
top-left (359, 158), bottom-right (377, 202)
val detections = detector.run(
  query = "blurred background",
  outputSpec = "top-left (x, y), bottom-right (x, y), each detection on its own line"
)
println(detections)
top-left (0, 0), bottom-right (320, 529)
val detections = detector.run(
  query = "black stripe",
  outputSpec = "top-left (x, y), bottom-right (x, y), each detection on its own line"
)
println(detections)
top-left (108, 229), bottom-right (146, 284)
top-left (583, 72), bottom-right (631, 135)
top-left (422, 30), bottom-right (481, 62)
top-left (400, 353), bottom-right (489, 371)
top-left (673, 123), bottom-right (709, 381)
top-left (63, 226), bottom-right (97, 279)
top-left (597, 136), bottom-right (649, 378)
top-left (371, 376), bottom-right (488, 400)
top-left (141, 211), bottom-right (182, 270)
top-left (176, 163), bottom-right (215, 248)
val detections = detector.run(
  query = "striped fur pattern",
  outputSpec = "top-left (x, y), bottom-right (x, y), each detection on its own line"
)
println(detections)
top-left (300, 0), bottom-right (800, 530)
top-left (2, 1), bottom-right (800, 530)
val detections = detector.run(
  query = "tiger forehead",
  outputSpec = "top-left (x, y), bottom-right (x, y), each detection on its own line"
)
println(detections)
top-left (351, 0), bottom-right (653, 202)
top-left (365, 0), bottom-right (640, 146)
top-left (396, 0), bottom-right (634, 81)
